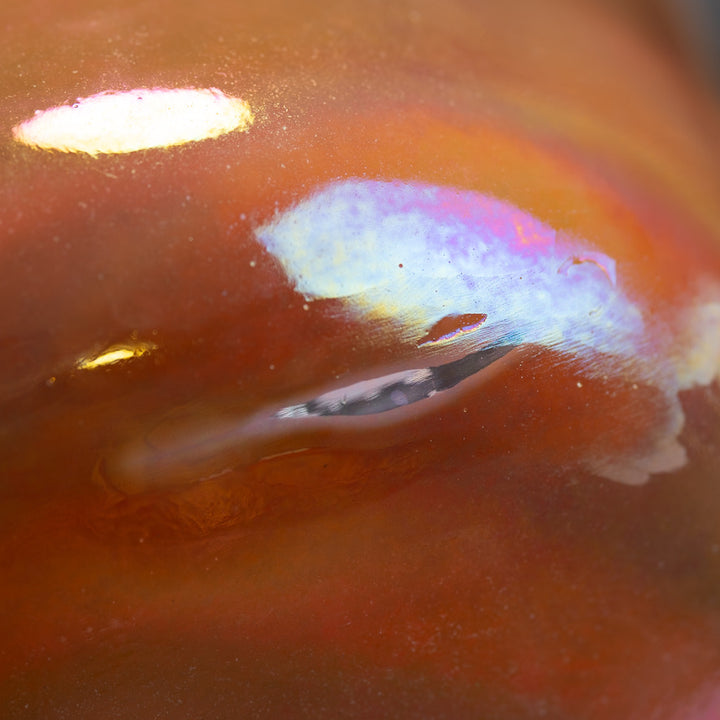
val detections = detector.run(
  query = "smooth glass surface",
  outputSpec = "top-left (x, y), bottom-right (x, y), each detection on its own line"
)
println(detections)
top-left (1, 1), bottom-right (719, 718)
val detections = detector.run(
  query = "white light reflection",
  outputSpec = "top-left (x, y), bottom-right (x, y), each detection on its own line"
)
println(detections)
top-left (255, 179), bottom-right (720, 485)
top-left (12, 87), bottom-right (254, 155)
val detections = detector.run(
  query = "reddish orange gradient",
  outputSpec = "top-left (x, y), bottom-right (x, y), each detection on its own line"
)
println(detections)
top-left (1, 1), bottom-right (720, 718)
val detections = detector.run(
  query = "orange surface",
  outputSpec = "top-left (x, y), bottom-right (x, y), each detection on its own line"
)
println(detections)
top-left (1, 1), bottom-right (720, 718)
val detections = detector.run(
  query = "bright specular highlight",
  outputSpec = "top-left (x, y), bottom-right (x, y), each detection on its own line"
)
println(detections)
top-left (12, 88), bottom-right (254, 155)
top-left (75, 340), bottom-right (157, 370)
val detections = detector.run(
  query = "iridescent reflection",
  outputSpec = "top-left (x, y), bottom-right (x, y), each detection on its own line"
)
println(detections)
top-left (12, 87), bottom-right (253, 155)
top-left (256, 179), bottom-right (630, 360)
top-left (257, 179), bottom-right (720, 485)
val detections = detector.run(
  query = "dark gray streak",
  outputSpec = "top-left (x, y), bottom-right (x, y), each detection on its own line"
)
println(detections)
top-left (276, 344), bottom-right (516, 419)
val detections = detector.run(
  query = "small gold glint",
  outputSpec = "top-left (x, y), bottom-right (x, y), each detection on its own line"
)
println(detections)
top-left (75, 340), bottom-right (158, 370)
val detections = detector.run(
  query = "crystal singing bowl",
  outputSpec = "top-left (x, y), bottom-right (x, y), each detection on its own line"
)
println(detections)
top-left (1, 0), bottom-right (720, 717)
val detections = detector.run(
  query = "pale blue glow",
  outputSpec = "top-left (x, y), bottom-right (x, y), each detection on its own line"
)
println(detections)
top-left (256, 179), bottom-right (642, 365)
top-left (254, 179), bottom-right (706, 485)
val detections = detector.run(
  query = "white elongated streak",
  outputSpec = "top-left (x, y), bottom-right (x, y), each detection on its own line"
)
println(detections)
top-left (12, 87), bottom-right (254, 155)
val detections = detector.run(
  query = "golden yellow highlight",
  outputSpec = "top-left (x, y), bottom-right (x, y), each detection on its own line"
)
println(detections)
top-left (12, 88), bottom-right (254, 155)
top-left (75, 340), bottom-right (158, 370)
